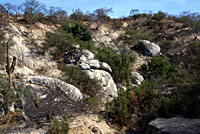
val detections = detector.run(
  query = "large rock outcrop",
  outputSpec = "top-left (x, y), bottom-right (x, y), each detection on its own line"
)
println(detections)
top-left (23, 76), bottom-right (84, 122)
top-left (134, 40), bottom-right (161, 56)
top-left (5, 22), bottom-right (61, 78)
top-left (15, 66), bottom-right (35, 78)
top-left (85, 69), bottom-right (118, 97)
top-left (26, 76), bottom-right (83, 101)
top-left (149, 117), bottom-right (200, 134)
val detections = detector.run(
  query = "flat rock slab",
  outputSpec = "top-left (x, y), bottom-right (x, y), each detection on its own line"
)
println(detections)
top-left (149, 117), bottom-right (200, 134)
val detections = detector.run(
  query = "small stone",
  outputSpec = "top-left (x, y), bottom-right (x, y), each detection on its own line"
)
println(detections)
top-left (82, 50), bottom-right (94, 60)
top-left (79, 63), bottom-right (90, 70)
top-left (100, 62), bottom-right (112, 73)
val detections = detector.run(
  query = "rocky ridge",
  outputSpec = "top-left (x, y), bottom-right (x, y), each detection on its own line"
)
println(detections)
top-left (0, 17), bottom-right (199, 134)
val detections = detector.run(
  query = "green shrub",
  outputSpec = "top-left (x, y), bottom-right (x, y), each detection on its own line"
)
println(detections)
top-left (62, 66), bottom-right (102, 97)
top-left (0, 77), bottom-right (26, 113)
top-left (48, 119), bottom-right (70, 134)
top-left (43, 30), bottom-right (75, 53)
top-left (158, 95), bottom-right (181, 118)
top-left (157, 82), bottom-right (200, 118)
top-left (86, 97), bottom-right (102, 112)
top-left (43, 23), bottom-right (94, 58)
top-left (60, 23), bottom-right (92, 42)
top-left (105, 82), bottom-right (158, 128)
top-left (188, 41), bottom-right (200, 57)
top-left (0, 78), bottom-right (17, 109)
top-left (105, 88), bottom-right (131, 126)
top-left (145, 56), bottom-right (178, 79)
top-left (96, 48), bottom-right (136, 84)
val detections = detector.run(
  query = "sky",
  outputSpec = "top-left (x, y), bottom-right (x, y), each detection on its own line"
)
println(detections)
top-left (0, 0), bottom-right (199, 18)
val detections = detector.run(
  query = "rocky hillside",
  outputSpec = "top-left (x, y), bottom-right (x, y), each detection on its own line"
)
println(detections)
top-left (0, 10), bottom-right (200, 134)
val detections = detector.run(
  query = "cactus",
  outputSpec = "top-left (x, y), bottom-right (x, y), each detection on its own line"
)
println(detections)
top-left (4, 37), bottom-right (16, 88)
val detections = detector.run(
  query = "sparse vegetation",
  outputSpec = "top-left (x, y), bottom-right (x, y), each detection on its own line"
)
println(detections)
top-left (0, 1), bottom-right (200, 133)
top-left (118, 30), bottom-right (153, 46)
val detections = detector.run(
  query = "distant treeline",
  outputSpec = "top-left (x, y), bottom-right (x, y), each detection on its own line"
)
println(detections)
top-left (0, 0), bottom-right (199, 26)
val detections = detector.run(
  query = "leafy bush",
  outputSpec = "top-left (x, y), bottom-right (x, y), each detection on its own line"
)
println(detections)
top-left (145, 56), bottom-right (178, 79)
top-left (48, 119), bottom-right (70, 134)
top-left (96, 48), bottom-right (136, 84)
top-left (62, 66), bottom-right (102, 97)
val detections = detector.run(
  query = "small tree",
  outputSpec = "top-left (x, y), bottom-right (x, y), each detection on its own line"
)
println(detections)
top-left (93, 7), bottom-right (113, 22)
top-left (22, 0), bottom-right (45, 24)
top-left (0, 4), bottom-right (6, 14)
top-left (187, 13), bottom-right (200, 41)
top-left (46, 7), bottom-right (67, 24)
top-left (179, 11), bottom-right (200, 40)
top-left (129, 9), bottom-right (139, 16)
top-left (152, 11), bottom-right (166, 21)
top-left (70, 7), bottom-right (85, 22)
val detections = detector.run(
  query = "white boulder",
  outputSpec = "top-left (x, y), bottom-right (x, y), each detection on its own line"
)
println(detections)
top-left (85, 70), bottom-right (118, 97)
top-left (27, 76), bottom-right (83, 101)
top-left (86, 60), bottom-right (100, 69)
top-left (137, 40), bottom-right (160, 56)
top-left (131, 72), bottom-right (144, 85)
top-left (100, 62), bottom-right (112, 73)
top-left (82, 50), bottom-right (94, 60)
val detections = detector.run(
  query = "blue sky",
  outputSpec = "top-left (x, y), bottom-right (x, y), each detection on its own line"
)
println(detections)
top-left (0, 0), bottom-right (199, 18)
